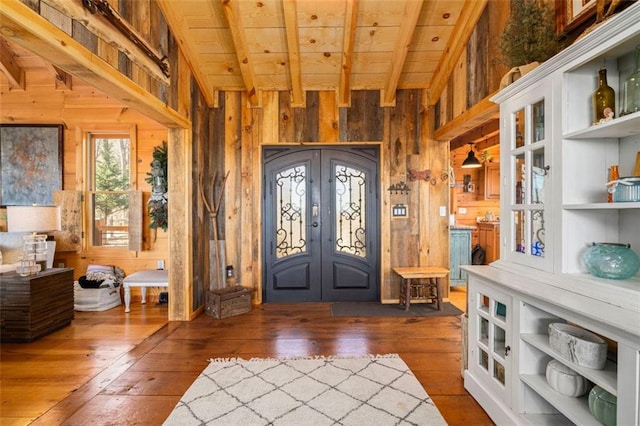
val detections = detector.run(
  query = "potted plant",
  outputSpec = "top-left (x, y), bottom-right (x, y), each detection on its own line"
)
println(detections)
top-left (499, 0), bottom-right (559, 85)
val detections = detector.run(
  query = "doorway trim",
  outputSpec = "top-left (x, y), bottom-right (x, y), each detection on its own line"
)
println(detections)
top-left (258, 142), bottom-right (384, 303)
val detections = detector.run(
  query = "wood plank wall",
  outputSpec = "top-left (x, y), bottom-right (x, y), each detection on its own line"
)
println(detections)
top-left (435, 1), bottom-right (509, 131)
top-left (196, 88), bottom-right (451, 304)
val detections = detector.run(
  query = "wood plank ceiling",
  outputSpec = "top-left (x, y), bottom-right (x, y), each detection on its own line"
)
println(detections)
top-left (157, 0), bottom-right (480, 107)
top-left (0, 0), bottom-right (485, 111)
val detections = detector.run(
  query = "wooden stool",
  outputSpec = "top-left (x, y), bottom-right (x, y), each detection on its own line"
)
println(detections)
top-left (393, 266), bottom-right (449, 311)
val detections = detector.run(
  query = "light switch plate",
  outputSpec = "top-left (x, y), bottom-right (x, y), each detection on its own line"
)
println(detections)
top-left (439, 206), bottom-right (447, 216)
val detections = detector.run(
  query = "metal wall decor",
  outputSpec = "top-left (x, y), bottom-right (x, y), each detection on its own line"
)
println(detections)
top-left (82, 0), bottom-right (170, 78)
top-left (387, 181), bottom-right (410, 194)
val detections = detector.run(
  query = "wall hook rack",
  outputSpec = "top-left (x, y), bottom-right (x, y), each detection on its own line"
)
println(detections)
top-left (387, 181), bottom-right (410, 194)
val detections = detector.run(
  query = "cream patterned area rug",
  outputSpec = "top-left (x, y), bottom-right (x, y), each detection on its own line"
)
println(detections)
top-left (164, 354), bottom-right (447, 426)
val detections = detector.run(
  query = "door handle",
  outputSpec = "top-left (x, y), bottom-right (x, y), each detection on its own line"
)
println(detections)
top-left (312, 203), bottom-right (319, 217)
top-left (312, 222), bottom-right (318, 228)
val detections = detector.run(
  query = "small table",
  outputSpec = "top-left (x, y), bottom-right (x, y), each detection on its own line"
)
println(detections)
top-left (123, 269), bottom-right (169, 313)
top-left (393, 266), bottom-right (449, 311)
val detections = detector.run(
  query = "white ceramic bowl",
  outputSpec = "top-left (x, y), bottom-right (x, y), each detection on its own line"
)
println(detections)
top-left (545, 359), bottom-right (590, 397)
top-left (548, 323), bottom-right (607, 369)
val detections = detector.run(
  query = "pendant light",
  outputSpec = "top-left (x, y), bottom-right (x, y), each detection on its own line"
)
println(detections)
top-left (461, 142), bottom-right (482, 169)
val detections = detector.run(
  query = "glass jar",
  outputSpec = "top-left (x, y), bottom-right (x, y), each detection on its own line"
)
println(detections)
top-left (583, 242), bottom-right (640, 280)
top-left (592, 68), bottom-right (616, 124)
top-left (622, 45), bottom-right (640, 116)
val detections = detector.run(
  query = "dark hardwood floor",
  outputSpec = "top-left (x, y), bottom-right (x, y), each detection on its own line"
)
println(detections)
top-left (0, 286), bottom-right (492, 425)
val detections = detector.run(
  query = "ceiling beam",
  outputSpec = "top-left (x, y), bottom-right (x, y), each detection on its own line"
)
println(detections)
top-left (0, 37), bottom-right (25, 90)
top-left (282, 0), bottom-right (304, 107)
top-left (428, 0), bottom-right (488, 106)
top-left (380, 0), bottom-right (424, 107)
top-left (450, 118), bottom-right (499, 150)
top-left (222, 0), bottom-right (260, 107)
top-left (0, 0), bottom-right (189, 128)
top-left (156, 0), bottom-right (215, 106)
top-left (338, 0), bottom-right (358, 107)
top-left (45, 0), bottom-right (169, 85)
top-left (433, 94), bottom-right (498, 141)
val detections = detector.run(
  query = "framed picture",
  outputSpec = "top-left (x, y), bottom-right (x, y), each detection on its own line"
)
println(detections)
top-left (0, 124), bottom-right (63, 206)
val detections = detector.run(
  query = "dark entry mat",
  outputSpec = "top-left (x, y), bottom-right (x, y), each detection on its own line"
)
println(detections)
top-left (330, 302), bottom-right (464, 317)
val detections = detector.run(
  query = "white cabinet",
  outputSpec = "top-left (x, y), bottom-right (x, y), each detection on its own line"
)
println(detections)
top-left (464, 3), bottom-right (640, 425)
top-left (464, 267), bottom-right (640, 425)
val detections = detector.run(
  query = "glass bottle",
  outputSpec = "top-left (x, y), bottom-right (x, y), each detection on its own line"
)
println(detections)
top-left (622, 46), bottom-right (640, 116)
top-left (607, 165), bottom-right (619, 203)
top-left (592, 68), bottom-right (616, 124)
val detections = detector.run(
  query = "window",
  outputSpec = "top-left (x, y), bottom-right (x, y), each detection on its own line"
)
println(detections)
top-left (86, 132), bottom-right (131, 247)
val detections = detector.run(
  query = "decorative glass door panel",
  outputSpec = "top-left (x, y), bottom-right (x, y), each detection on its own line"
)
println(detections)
top-left (504, 87), bottom-right (553, 271)
top-left (275, 165), bottom-right (307, 259)
top-left (335, 164), bottom-right (366, 258)
top-left (468, 286), bottom-right (512, 406)
top-left (264, 147), bottom-right (379, 302)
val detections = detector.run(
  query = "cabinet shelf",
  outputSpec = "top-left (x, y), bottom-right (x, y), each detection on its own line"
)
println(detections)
top-left (563, 202), bottom-right (640, 210)
top-left (520, 374), bottom-right (600, 426)
top-left (521, 334), bottom-right (617, 395)
top-left (563, 111), bottom-right (640, 139)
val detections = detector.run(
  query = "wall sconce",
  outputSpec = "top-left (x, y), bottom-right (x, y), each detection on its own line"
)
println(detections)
top-left (461, 143), bottom-right (482, 169)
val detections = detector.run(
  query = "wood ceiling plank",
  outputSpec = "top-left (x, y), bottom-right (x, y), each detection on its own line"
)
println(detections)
top-left (339, 0), bottom-right (358, 107)
top-left (282, 0), bottom-right (304, 106)
top-left (381, 0), bottom-right (424, 106)
top-left (222, 0), bottom-right (260, 107)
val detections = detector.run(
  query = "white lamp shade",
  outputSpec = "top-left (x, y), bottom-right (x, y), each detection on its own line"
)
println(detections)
top-left (6, 205), bottom-right (61, 233)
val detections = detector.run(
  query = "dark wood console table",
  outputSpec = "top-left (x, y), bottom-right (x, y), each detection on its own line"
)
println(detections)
top-left (0, 268), bottom-right (74, 342)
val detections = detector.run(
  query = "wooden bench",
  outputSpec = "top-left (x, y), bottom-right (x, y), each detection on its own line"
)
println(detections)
top-left (393, 266), bottom-right (449, 311)
top-left (123, 269), bottom-right (169, 313)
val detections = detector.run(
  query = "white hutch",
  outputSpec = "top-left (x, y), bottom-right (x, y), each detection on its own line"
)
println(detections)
top-left (463, 3), bottom-right (640, 425)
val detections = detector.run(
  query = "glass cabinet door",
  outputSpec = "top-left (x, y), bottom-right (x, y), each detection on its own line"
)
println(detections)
top-left (503, 90), bottom-right (553, 272)
top-left (468, 285), bottom-right (512, 407)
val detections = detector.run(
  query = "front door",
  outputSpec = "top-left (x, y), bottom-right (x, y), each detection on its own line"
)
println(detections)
top-left (263, 146), bottom-right (379, 302)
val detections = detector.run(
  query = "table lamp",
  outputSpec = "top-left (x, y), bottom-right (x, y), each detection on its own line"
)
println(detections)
top-left (7, 205), bottom-right (61, 273)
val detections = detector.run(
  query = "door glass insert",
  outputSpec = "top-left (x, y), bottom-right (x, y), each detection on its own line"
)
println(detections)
top-left (494, 361), bottom-right (506, 386)
top-left (531, 148), bottom-right (546, 204)
top-left (479, 349), bottom-right (489, 370)
top-left (514, 108), bottom-right (525, 148)
top-left (275, 165), bottom-right (307, 258)
top-left (532, 100), bottom-right (545, 142)
top-left (514, 211), bottom-right (525, 254)
top-left (335, 164), bottom-right (366, 258)
top-left (514, 153), bottom-right (525, 204)
top-left (531, 210), bottom-right (545, 257)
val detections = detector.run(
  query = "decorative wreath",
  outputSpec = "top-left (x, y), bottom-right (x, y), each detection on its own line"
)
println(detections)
top-left (145, 141), bottom-right (168, 231)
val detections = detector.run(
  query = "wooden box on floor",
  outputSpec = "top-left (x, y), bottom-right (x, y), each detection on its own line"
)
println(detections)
top-left (205, 285), bottom-right (251, 319)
